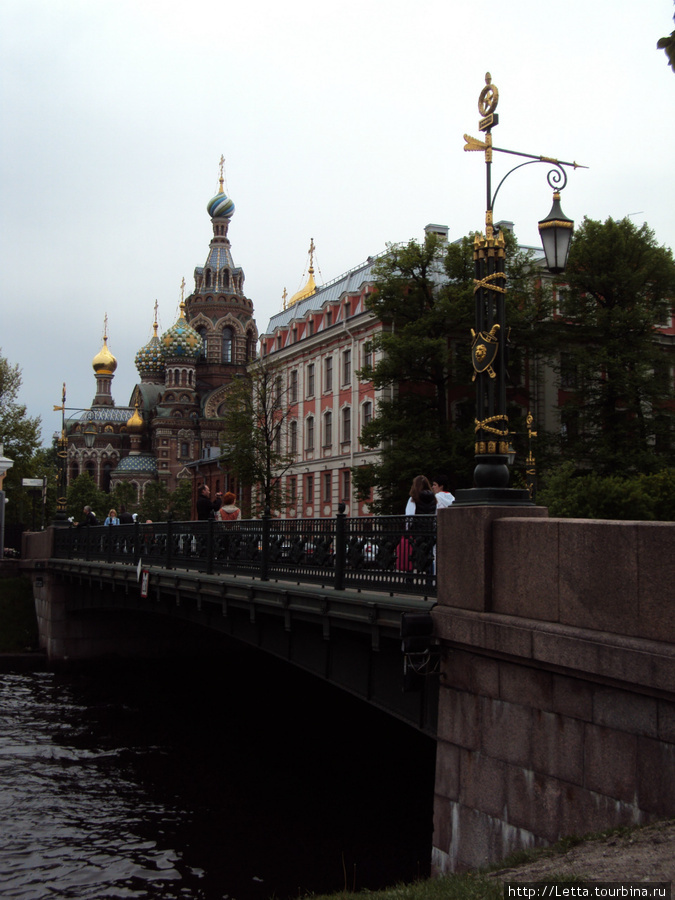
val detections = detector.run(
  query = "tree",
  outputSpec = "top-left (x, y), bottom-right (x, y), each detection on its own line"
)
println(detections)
top-left (220, 358), bottom-right (297, 515)
top-left (110, 481), bottom-right (138, 518)
top-left (556, 217), bottom-right (675, 476)
top-left (66, 473), bottom-right (107, 522)
top-left (168, 478), bottom-right (192, 521)
top-left (657, 3), bottom-right (675, 73)
top-left (354, 231), bottom-right (554, 513)
top-left (0, 350), bottom-right (42, 524)
top-left (139, 481), bottom-right (171, 522)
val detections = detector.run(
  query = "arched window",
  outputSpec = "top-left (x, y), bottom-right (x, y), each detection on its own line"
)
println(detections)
top-left (205, 269), bottom-right (212, 288)
top-left (221, 269), bottom-right (230, 290)
top-left (222, 327), bottom-right (234, 363)
top-left (197, 327), bottom-right (207, 360)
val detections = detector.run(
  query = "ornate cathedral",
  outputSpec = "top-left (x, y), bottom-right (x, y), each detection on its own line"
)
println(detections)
top-left (66, 161), bottom-right (258, 502)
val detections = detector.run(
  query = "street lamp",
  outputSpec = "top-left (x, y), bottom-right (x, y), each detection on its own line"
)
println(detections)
top-left (52, 383), bottom-right (95, 525)
top-left (456, 73), bottom-right (584, 505)
top-left (0, 441), bottom-right (14, 557)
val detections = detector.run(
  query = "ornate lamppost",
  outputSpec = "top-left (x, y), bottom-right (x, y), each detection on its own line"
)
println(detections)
top-left (455, 73), bottom-right (584, 505)
top-left (53, 383), bottom-right (96, 525)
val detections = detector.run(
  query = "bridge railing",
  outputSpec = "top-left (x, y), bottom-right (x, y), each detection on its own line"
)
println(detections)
top-left (52, 513), bottom-right (437, 597)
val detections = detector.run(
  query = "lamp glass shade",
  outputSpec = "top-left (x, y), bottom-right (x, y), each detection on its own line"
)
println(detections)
top-left (83, 422), bottom-right (97, 449)
top-left (538, 192), bottom-right (574, 274)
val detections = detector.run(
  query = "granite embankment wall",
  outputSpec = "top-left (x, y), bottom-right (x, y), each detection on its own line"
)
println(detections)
top-left (432, 506), bottom-right (675, 873)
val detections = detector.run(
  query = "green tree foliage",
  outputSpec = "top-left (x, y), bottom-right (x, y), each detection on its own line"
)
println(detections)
top-left (354, 231), bottom-right (554, 513)
top-left (110, 481), bottom-right (138, 518)
top-left (168, 478), bottom-right (193, 521)
top-left (0, 350), bottom-right (42, 524)
top-left (539, 462), bottom-right (675, 521)
top-left (657, 3), bottom-right (675, 72)
top-left (556, 217), bottom-right (675, 476)
top-left (220, 359), bottom-right (297, 515)
top-left (138, 480), bottom-right (171, 522)
top-left (66, 473), bottom-right (108, 523)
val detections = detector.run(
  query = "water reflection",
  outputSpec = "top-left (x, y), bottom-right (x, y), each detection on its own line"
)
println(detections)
top-left (0, 651), bottom-right (435, 899)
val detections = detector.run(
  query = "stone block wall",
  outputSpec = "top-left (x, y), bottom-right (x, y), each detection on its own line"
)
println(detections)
top-left (432, 506), bottom-right (675, 873)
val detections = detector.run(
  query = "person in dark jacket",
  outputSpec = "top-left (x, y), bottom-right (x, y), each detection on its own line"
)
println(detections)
top-left (77, 505), bottom-right (98, 527)
top-left (196, 484), bottom-right (219, 520)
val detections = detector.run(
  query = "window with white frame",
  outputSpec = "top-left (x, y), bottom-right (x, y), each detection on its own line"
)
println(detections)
top-left (323, 410), bottom-right (332, 447)
top-left (342, 349), bottom-right (351, 385)
top-left (306, 416), bottom-right (314, 452)
top-left (342, 407), bottom-right (351, 445)
top-left (362, 401), bottom-right (373, 430)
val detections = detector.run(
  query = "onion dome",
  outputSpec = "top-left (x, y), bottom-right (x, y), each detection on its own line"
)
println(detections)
top-left (207, 190), bottom-right (235, 219)
top-left (160, 301), bottom-right (203, 360)
top-left (126, 402), bottom-right (144, 433)
top-left (207, 156), bottom-right (235, 219)
top-left (135, 306), bottom-right (165, 378)
top-left (92, 335), bottom-right (117, 375)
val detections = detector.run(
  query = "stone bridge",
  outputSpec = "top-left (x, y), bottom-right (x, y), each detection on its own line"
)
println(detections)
top-left (20, 506), bottom-right (675, 873)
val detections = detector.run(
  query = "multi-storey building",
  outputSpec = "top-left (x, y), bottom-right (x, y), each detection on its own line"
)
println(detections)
top-left (258, 237), bottom-right (412, 519)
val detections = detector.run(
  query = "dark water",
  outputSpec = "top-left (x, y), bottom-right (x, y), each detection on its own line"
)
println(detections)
top-left (0, 649), bottom-right (436, 899)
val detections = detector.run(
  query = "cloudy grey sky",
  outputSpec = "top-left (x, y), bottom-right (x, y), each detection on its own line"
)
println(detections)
top-left (1, 0), bottom-right (673, 447)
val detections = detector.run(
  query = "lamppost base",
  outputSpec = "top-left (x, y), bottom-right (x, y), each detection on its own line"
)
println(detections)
top-left (453, 487), bottom-right (534, 507)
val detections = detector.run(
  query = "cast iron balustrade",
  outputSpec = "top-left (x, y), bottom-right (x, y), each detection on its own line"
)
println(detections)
top-left (52, 513), bottom-right (437, 598)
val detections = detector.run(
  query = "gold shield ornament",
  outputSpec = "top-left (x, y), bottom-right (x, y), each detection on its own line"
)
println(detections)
top-left (471, 324), bottom-right (500, 380)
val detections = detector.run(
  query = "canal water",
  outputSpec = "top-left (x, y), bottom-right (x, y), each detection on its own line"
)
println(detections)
top-left (0, 648), bottom-right (436, 899)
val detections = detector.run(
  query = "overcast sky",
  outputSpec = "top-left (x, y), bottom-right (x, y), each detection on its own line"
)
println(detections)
top-left (1, 0), bottom-right (673, 447)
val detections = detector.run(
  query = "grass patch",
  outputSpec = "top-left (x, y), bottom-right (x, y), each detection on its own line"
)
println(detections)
top-left (0, 576), bottom-right (39, 652)
top-left (301, 873), bottom-right (503, 900)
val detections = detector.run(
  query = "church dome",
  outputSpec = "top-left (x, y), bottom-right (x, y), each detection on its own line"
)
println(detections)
top-left (135, 317), bottom-right (165, 379)
top-left (161, 302), bottom-right (203, 360)
top-left (207, 158), bottom-right (235, 219)
top-left (126, 403), bottom-right (144, 433)
top-left (286, 239), bottom-right (318, 308)
top-left (207, 189), bottom-right (235, 219)
top-left (114, 454), bottom-right (158, 477)
top-left (92, 337), bottom-right (117, 374)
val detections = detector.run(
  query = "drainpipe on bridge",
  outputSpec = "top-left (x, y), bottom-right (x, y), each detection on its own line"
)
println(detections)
top-left (334, 502), bottom-right (346, 590)
top-left (260, 507), bottom-right (270, 581)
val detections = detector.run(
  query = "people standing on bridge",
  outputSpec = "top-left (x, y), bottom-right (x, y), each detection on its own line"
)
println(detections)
top-left (196, 484), bottom-right (220, 520)
top-left (217, 492), bottom-right (241, 522)
top-left (398, 476), bottom-right (436, 571)
top-left (118, 507), bottom-right (133, 524)
top-left (431, 475), bottom-right (455, 509)
top-left (405, 475), bottom-right (436, 517)
top-left (77, 505), bottom-right (98, 527)
top-left (104, 509), bottom-right (120, 526)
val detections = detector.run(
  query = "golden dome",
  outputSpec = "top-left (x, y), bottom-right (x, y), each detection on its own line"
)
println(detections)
top-left (92, 316), bottom-right (118, 374)
top-left (92, 337), bottom-right (117, 374)
top-left (286, 238), bottom-right (318, 308)
top-left (126, 403), bottom-right (144, 432)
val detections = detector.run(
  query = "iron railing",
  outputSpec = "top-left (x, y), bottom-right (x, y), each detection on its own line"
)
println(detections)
top-left (52, 513), bottom-right (437, 598)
